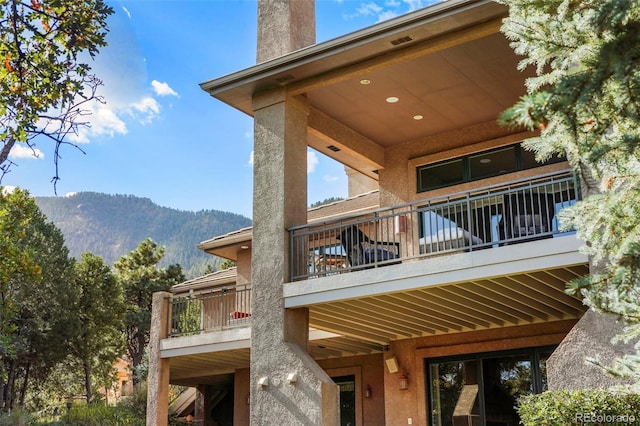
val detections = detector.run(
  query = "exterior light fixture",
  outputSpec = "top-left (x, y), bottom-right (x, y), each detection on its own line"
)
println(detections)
top-left (479, 158), bottom-right (491, 164)
top-left (413, 115), bottom-right (423, 120)
top-left (365, 384), bottom-right (372, 398)
top-left (287, 372), bottom-right (298, 384)
top-left (385, 356), bottom-right (399, 373)
top-left (258, 377), bottom-right (269, 388)
top-left (399, 370), bottom-right (409, 391)
top-left (386, 96), bottom-right (399, 103)
top-left (360, 79), bottom-right (371, 85)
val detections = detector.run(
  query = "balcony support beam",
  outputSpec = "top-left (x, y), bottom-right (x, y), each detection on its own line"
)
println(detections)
top-left (146, 292), bottom-right (172, 426)
top-left (251, 84), bottom-right (339, 425)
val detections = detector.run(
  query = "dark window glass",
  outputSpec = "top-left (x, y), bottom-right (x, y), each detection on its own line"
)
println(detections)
top-left (417, 142), bottom-right (567, 193)
top-left (418, 158), bottom-right (464, 192)
top-left (469, 146), bottom-right (517, 180)
top-left (333, 375), bottom-right (356, 426)
top-left (519, 147), bottom-right (539, 169)
top-left (427, 347), bottom-right (553, 426)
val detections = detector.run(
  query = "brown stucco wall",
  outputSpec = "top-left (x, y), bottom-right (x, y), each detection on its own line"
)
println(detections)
top-left (382, 320), bottom-right (577, 426)
top-left (234, 368), bottom-right (250, 426)
top-left (318, 354), bottom-right (386, 426)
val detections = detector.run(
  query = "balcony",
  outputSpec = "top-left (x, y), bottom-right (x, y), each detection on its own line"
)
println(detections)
top-left (171, 283), bottom-right (251, 338)
top-left (289, 171), bottom-right (580, 281)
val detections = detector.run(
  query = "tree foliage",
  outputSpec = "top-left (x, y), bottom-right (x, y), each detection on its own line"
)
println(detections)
top-left (114, 239), bottom-right (184, 386)
top-left (0, 187), bottom-right (75, 410)
top-left (0, 0), bottom-right (113, 186)
top-left (0, 188), bottom-right (41, 358)
top-left (498, 0), bottom-right (640, 388)
top-left (69, 252), bottom-right (124, 404)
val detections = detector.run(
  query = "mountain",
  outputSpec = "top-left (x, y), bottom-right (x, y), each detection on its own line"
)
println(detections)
top-left (35, 192), bottom-right (252, 279)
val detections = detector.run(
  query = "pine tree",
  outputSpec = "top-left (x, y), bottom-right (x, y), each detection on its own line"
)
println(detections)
top-left (498, 0), bottom-right (640, 388)
top-left (114, 239), bottom-right (184, 386)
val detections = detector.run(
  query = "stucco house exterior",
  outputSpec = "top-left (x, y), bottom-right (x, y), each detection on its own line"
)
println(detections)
top-left (145, 1), bottom-right (616, 424)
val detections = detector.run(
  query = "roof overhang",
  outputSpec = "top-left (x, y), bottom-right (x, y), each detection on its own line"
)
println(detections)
top-left (199, 0), bottom-right (529, 179)
top-left (198, 227), bottom-right (252, 260)
top-left (200, 0), bottom-right (506, 116)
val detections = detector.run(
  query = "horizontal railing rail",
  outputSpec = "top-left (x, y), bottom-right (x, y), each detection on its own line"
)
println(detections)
top-left (290, 171), bottom-right (580, 281)
top-left (170, 283), bottom-right (252, 337)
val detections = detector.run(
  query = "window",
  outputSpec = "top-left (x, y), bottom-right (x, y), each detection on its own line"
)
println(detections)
top-left (333, 375), bottom-right (356, 426)
top-left (417, 143), bottom-right (564, 193)
top-left (427, 347), bottom-right (553, 426)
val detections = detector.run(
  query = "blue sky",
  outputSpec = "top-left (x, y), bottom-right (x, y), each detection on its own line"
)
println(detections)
top-left (5, 0), bottom-right (441, 219)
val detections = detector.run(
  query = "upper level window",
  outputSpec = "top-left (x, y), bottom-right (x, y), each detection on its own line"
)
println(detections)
top-left (417, 143), bottom-right (564, 193)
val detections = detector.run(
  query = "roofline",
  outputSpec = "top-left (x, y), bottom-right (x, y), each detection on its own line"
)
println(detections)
top-left (199, 0), bottom-right (501, 103)
top-left (198, 226), bottom-right (252, 252)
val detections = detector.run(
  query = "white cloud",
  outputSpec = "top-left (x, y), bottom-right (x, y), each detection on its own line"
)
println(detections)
top-left (64, 192), bottom-right (77, 198)
top-left (356, 2), bottom-right (383, 17)
top-left (377, 10), bottom-right (399, 21)
top-left (247, 149), bottom-right (320, 175)
top-left (345, 0), bottom-right (443, 23)
top-left (403, 0), bottom-right (430, 11)
top-left (151, 80), bottom-right (179, 97)
top-left (9, 144), bottom-right (44, 159)
top-left (65, 8), bottom-right (169, 143)
top-left (307, 150), bottom-right (319, 174)
top-left (323, 175), bottom-right (339, 182)
top-left (130, 97), bottom-right (161, 125)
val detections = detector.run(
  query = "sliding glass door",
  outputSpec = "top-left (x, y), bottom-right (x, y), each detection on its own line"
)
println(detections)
top-left (427, 347), bottom-right (553, 426)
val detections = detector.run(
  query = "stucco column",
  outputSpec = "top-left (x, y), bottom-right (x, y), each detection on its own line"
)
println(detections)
top-left (250, 89), bottom-right (339, 425)
top-left (147, 291), bottom-right (172, 426)
top-left (257, 0), bottom-right (315, 63)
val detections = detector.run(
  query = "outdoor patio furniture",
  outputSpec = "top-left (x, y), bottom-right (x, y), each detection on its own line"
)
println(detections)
top-left (337, 224), bottom-right (400, 268)
top-left (499, 192), bottom-right (556, 244)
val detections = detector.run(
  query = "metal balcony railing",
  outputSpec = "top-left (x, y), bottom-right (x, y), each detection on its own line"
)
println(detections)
top-left (289, 171), bottom-right (580, 281)
top-left (170, 283), bottom-right (252, 337)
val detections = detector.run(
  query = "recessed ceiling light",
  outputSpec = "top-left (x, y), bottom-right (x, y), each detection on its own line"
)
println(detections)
top-left (386, 96), bottom-right (399, 103)
top-left (413, 115), bottom-right (423, 120)
top-left (479, 158), bottom-right (492, 164)
top-left (240, 245), bottom-right (249, 250)
top-left (360, 79), bottom-right (371, 85)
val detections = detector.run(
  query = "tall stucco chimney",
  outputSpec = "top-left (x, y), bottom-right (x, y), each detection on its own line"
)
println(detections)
top-left (256, 0), bottom-right (315, 63)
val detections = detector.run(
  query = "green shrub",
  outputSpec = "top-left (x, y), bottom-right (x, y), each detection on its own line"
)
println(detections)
top-left (518, 389), bottom-right (640, 426)
top-left (60, 403), bottom-right (144, 426)
top-left (0, 408), bottom-right (34, 426)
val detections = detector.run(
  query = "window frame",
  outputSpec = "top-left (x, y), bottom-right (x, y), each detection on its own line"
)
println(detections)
top-left (416, 143), bottom-right (563, 193)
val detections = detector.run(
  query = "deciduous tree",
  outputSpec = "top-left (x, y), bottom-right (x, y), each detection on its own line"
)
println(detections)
top-left (0, 0), bottom-right (113, 186)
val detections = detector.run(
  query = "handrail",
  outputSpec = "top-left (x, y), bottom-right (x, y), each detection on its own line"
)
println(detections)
top-left (289, 171), bottom-right (580, 281)
top-left (170, 283), bottom-right (252, 337)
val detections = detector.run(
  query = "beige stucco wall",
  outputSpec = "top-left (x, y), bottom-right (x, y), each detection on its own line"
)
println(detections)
top-left (380, 120), bottom-right (544, 208)
top-left (236, 249), bottom-right (251, 285)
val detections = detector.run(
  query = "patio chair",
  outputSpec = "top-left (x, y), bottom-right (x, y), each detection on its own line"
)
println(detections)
top-left (499, 192), bottom-right (555, 244)
top-left (336, 224), bottom-right (399, 268)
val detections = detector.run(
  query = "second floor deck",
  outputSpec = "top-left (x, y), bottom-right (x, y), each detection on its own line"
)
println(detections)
top-left (290, 170), bottom-right (579, 280)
